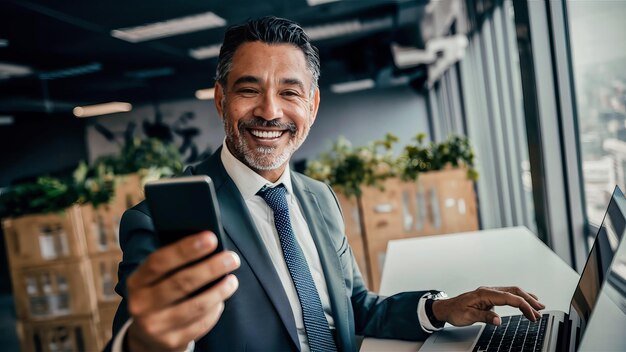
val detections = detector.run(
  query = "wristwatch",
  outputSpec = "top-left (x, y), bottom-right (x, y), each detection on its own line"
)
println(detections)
top-left (424, 291), bottom-right (448, 329)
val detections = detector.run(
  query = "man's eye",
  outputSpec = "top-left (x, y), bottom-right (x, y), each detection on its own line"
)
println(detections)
top-left (282, 90), bottom-right (300, 97)
top-left (238, 88), bottom-right (258, 94)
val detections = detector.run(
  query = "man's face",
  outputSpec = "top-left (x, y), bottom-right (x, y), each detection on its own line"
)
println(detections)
top-left (215, 41), bottom-right (320, 177)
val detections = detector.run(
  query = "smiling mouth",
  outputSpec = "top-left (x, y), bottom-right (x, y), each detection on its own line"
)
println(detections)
top-left (248, 129), bottom-right (286, 140)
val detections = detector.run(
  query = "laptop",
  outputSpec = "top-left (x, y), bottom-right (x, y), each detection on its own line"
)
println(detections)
top-left (577, 209), bottom-right (626, 351)
top-left (420, 186), bottom-right (626, 352)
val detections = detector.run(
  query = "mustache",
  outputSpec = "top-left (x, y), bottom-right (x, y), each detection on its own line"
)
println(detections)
top-left (238, 117), bottom-right (296, 134)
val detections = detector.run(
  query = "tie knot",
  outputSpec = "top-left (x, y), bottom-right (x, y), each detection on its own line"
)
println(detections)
top-left (257, 184), bottom-right (289, 213)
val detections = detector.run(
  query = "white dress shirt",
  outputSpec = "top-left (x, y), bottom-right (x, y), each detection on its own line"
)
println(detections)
top-left (220, 142), bottom-right (335, 352)
top-left (220, 144), bottom-right (439, 338)
top-left (112, 142), bottom-right (437, 352)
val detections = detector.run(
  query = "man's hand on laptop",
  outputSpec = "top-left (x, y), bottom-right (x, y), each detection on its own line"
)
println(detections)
top-left (125, 231), bottom-right (241, 352)
top-left (432, 286), bottom-right (546, 327)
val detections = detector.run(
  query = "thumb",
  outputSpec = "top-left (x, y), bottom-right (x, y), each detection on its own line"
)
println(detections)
top-left (473, 310), bottom-right (501, 326)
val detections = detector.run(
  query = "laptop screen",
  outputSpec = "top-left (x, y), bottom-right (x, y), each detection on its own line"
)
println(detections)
top-left (569, 186), bottom-right (626, 341)
top-left (577, 192), bottom-right (626, 351)
top-left (605, 237), bottom-right (626, 314)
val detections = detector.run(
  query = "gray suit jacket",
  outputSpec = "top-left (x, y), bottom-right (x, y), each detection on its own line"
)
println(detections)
top-left (108, 147), bottom-right (431, 351)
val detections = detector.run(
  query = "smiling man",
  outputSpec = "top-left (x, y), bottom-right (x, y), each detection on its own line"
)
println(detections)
top-left (108, 16), bottom-right (544, 352)
top-left (217, 39), bottom-right (319, 181)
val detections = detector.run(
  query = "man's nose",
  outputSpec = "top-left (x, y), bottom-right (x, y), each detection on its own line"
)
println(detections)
top-left (253, 93), bottom-right (283, 120)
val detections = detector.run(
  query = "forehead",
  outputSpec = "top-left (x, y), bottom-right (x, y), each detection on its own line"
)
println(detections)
top-left (227, 41), bottom-right (312, 86)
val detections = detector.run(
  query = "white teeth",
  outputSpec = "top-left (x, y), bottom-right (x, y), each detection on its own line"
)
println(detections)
top-left (250, 130), bottom-right (283, 138)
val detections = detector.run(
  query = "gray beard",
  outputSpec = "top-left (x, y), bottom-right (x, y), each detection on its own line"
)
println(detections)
top-left (223, 115), bottom-right (307, 171)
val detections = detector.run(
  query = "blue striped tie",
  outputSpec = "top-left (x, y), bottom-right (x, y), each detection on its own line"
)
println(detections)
top-left (258, 184), bottom-right (337, 352)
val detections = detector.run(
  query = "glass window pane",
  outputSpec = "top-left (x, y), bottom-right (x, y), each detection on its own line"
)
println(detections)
top-left (568, 1), bottom-right (626, 226)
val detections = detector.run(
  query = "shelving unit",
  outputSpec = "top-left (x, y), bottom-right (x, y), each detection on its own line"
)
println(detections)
top-left (2, 175), bottom-right (143, 351)
top-left (336, 168), bottom-right (479, 292)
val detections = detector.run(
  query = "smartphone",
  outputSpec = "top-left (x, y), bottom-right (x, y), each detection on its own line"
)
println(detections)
top-left (144, 175), bottom-right (226, 289)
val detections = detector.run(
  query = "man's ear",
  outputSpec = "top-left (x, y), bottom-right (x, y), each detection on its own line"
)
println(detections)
top-left (309, 87), bottom-right (321, 126)
top-left (214, 82), bottom-right (225, 119)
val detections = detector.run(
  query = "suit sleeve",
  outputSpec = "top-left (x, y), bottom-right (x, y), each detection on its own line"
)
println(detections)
top-left (104, 205), bottom-right (161, 351)
top-left (349, 251), bottom-right (431, 340)
top-left (325, 184), bottom-right (432, 341)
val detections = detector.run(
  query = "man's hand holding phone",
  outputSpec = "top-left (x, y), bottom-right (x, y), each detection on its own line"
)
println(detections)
top-left (126, 231), bottom-right (240, 351)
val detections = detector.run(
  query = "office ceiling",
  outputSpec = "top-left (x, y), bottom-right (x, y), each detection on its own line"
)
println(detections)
top-left (0, 0), bottom-right (431, 116)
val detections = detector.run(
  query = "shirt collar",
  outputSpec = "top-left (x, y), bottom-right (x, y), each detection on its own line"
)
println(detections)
top-left (220, 139), bottom-right (294, 200)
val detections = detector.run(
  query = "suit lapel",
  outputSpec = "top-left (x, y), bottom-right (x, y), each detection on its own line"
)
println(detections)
top-left (194, 149), bottom-right (300, 349)
top-left (291, 174), bottom-right (351, 352)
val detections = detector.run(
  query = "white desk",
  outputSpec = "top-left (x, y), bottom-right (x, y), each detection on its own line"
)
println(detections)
top-left (361, 226), bottom-right (580, 351)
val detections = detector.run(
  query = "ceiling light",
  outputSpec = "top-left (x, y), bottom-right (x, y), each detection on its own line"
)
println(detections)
top-left (0, 39), bottom-right (8, 48)
top-left (0, 62), bottom-right (32, 80)
top-left (111, 12), bottom-right (226, 43)
top-left (189, 44), bottom-right (221, 60)
top-left (304, 17), bottom-right (392, 41)
top-left (0, 115), bottom-right (14, 125)
top-left (330, 79), bottom-right (375, 94)
top-left (73, 102), bottom-right (132, 118)
top-left (305, 20), bottom-right (361, 41)
top-left (195, 88), bottom-right (215, 100)
top-left (306, 0), bottom-right (341, 6)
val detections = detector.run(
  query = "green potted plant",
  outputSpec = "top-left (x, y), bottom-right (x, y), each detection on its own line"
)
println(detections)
top-left (305, 133), bottom-right (399, 197)
top-left (73, 161), bottom-right (116, 208)
top-left (117, 137), bottom-right (183, 177)
top-left (0, 176), bottom-right (80, 218)
top-left (0, 162), bottom-right (118, 219)
top-left (398, 133), bottom-right (478, 182)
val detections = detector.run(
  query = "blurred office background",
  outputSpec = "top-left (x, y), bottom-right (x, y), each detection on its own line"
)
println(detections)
top-left (0, 0), bottom-right (625, 350)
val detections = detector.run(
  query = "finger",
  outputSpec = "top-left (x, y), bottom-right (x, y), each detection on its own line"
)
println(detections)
top-left (129, 231), bottom-right (219, 288)
top-left (479, 290), bottom-right (540, 322)
top-left (499, 287), bottom-right (545, 310)
top-left (470, 309), bottom-right (502, 326)
top-left (151, 302), bottom-right (225, 352)
top-left (132, 251), bottom-right (240, 314)
top-left (144, 275), bottom-right (239, 334)
top-left (174, 301), bottom-right (226, 348)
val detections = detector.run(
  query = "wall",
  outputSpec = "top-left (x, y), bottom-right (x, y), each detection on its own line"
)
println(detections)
top-left (86, 85), bottom-right (429, 166)
top-left (0, 114), bottom-right (88, 293)
top-left (0, 115), bottom-right (88, 186)
top-left (294, 85), bottom-right (429, 162)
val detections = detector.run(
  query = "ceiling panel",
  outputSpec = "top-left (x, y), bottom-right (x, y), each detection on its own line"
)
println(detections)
top-left (0, 0), bottom-right (428, 116)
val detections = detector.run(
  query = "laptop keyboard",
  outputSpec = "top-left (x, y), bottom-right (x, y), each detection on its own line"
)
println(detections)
top-left (472, 314), bottom-right (549, 352)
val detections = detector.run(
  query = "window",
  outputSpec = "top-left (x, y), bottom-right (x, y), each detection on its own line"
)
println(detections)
top-left (567, 1), bottom-right (626, 226)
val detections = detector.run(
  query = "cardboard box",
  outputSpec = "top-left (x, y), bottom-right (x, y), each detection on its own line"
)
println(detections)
top-left (431, 168), bottom-right (479, 234)
top-left (360, 171), bottom-right (478, 240)
top-left (333, 191), bottom-right (368, 288)
top-left (367, 240), bottom-right (392, 293)
top-left (97, 301), bottom-right (119, 346)
top-left (3, 206), bottom-right (88, 269)
top-left (90, 251), bottom-right (122, 304)
top-left (112, 173), bottom-right (143, 217)
top-left (336, 170), bottom-right (479, 291)
top-left (359, 178), bottom-right (408, 242)
top-left (12, 259), bottom-right (97, 320)
top-left (17, 315), bottom-right (102, 352)
top-left (81, 204), bottom-right (122, 255)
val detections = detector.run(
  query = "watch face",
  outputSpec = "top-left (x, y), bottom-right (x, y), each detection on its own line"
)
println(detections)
top-left (432, 291), bottom-right (448, 300)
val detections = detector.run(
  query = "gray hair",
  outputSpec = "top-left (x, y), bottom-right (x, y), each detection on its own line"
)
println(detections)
top-left (215, 16), bottom-right (320, 95)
